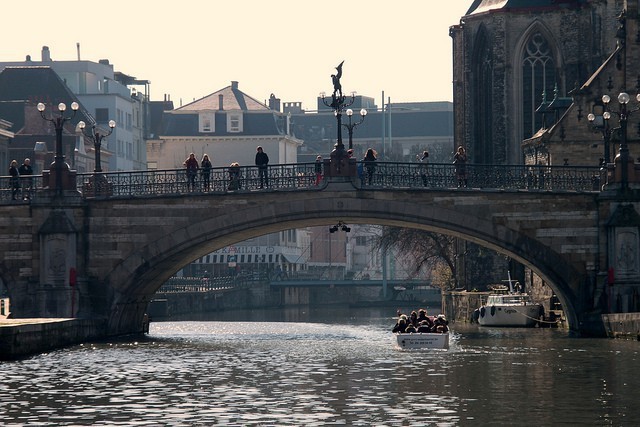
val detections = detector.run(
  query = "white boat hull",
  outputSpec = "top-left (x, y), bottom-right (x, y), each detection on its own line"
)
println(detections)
top-left (478, 304), bottom-right (541, 327)
top-left (395, 332), bottom-right (449, 350)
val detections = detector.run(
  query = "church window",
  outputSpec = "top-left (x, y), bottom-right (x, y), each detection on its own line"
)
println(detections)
top-left (522, 32), bottom-right (556, 139)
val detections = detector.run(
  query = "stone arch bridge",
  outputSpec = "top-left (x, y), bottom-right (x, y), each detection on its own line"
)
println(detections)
top-left (0, 162), bottom-right (637, 337)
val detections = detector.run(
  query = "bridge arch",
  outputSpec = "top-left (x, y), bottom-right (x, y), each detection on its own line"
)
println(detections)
top-left (97, 186), bottom-right (594, 335)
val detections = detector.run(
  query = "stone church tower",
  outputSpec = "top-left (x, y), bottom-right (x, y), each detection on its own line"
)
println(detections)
top-left (451, 0), bottom-right (629, 165)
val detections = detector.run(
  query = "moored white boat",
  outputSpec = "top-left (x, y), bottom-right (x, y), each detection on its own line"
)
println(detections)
top-left (477, 293), bottom-right (543, 326)
top-left (395, 332), bottom-right (450, 350)
top-left (474, 273), bottom-right (544, 327)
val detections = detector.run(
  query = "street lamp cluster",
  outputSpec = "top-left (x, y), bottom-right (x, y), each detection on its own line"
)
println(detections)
top-left (37, 102), bottom-right (79, 194)
top-left (37, 101), bottom-right (116, 195)
top-left (586, 91), bottom-right (640, 190)
top-left (343, 108), bottom-right (367, 150)
top-left (329, 221), bottom-right (351, 233)
top-left (78, 120), bottom-right (116, 173)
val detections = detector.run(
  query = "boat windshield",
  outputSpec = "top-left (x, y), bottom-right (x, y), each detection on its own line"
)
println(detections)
top-left (487, 294), bottom-right (533, 305)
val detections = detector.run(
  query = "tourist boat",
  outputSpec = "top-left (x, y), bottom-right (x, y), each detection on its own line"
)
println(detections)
top-left (394, 332), bottom-right (450, 350)
top-left (476, 274), bottom-right (543, 327)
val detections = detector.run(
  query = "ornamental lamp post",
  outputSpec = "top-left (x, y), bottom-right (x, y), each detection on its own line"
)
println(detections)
top-left (78, 120), bottom-right (115, 173)
top-left (587, 107), bottom-right (613, 165)
top-left (37, 101), bottom-right (79, 195)
top-left (344, 108), bottom-right (367, 150)
top-left (598, 92), bottom-right (640, 191)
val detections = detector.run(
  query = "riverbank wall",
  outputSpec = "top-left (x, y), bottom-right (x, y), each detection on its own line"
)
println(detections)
top-left (602, 313), bottom-right (640, 340)
top-left (0, 318), bottom-right (106, 360)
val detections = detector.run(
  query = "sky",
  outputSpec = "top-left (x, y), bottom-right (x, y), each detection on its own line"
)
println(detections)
top-left (2, 1), bottom-right (471, 110)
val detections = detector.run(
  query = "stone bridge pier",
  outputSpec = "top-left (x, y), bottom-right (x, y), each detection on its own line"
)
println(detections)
top-left (1, 183), bottom-right (640, 338)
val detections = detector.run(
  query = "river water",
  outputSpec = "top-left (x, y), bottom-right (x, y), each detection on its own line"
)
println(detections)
top-left (1, 306), bottom-right (638, 426)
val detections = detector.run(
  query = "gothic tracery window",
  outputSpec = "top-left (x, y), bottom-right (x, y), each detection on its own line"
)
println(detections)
top-left (473, 30), bottom-right (493, 163)
top-left (522, 32), bottom-right (556, 139)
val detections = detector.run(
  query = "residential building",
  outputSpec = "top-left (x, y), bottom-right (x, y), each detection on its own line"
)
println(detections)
top-left (0, 66), bottom-right (105, 174)
top-left (285, 98), bottom-right (454, 163)
top-left (0, 45), bottom-right (149, 171)
top-left (147, 81), bottom-right (301, 169)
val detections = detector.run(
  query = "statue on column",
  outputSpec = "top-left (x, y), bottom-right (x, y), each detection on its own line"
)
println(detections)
top-left (331, 61), bottom-right (344, 98)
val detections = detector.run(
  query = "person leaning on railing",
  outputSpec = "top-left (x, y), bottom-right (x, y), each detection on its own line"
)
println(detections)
top-left (228, 162), bottom-right (241, 190)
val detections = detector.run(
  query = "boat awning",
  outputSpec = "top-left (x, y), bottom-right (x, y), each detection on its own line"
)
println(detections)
top-left (281, 253), bottom-right (306, 264)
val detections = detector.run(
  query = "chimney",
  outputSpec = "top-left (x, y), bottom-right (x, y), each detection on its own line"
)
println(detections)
top-left (268, 93), bottom-right (281, 112)
top-left (231, 81), bottom-right (238, 90)
top-left (41, 46), bottom-right (51, 62)
top-left (219, 94), bottom-right (224, 110)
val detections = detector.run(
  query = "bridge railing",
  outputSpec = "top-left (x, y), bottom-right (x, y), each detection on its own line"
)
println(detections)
top-left (358, 162), bottom-right (605, 192)
top-left (75, 162), bottom-right (321, 198)
top-left (0, 175), bottom-right (45, 203)
top-left (156, 276), bottom-right (247, 293)
top-left (0, 162), bottom-right (605, 203)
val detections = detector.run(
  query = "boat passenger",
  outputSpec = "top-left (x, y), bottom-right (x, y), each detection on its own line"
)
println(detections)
top-left (409, 311), bottom-right (419, 327)
top-left (392, 318), bottom-right (407, 333)
top-left (417, 309), bottom-right (434, 329)
top-left (416, 320), bottom-right (432, 333)
top-left (404, 323), bottom-right (417, 333)
top-left (432, 314), bottom-right (449, 333)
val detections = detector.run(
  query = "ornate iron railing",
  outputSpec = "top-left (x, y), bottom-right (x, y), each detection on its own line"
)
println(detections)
top-left (156, 276), bottom-right (245, 293)
top-left (357, 162), bottom-right (605, 192)
top-left (0, 162), bottom-right (605, 203)
top-left (75, 163), bottom-right (322, 199)
top-left (0, 175), bottom-right (45, 204)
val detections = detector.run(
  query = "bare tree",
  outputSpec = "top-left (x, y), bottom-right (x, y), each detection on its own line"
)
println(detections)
top-left (374, 227), bottom-right (457, 290)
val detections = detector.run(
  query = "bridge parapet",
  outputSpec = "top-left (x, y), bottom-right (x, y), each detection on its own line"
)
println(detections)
top-left (71, 163), bottom-right (602, 199)
top-left (0, 162), bottom-right (606, 203)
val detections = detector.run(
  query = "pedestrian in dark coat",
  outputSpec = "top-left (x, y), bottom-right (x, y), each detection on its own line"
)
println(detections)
top-left (255, 146), bottom-right (269, 188)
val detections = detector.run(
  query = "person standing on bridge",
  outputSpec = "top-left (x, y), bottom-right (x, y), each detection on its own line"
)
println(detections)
top-left (200, 154), bottom-right (212, 191)
top-left (9, 159), bottom-right (20, 200)
top-left (255, 146), bottom-right (269, 188)
top-left (363, 148), bottom-right (377, 185)
top-left (18, 158), bottom-right (33, 200)
top-left (184, 153), bottom-right (199, 192)
top-left (417, 150), bottom-right (429, 187)
top-left (453, 146), bottom-right (468, 188)
top-left (315, 155), bottom-right (324, 185)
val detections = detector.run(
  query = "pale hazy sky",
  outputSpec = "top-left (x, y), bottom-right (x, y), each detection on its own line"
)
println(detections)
top-left (2, 1), bottom-right (470, 110)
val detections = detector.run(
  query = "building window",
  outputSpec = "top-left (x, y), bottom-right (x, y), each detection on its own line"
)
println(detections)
top-left (95, 108), bottom-right (109, 122)
top-left (473, 28), bottom-right (494, 164)
top-left (199, 112), bottom-right (215, 133)
top-left (355, 236), bottom-right (368, 246)
top-left (522, 32), bottom-right (555, 140)
top-left (227, 113), bottom-right (243, 133)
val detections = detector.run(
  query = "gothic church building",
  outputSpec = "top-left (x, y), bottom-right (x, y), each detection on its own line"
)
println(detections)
top-left (451, 0), bottom-right (635, 166)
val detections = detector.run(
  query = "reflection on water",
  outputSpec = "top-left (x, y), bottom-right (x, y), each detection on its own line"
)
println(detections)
top-left (0, 307), bottom-right (638, 426)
